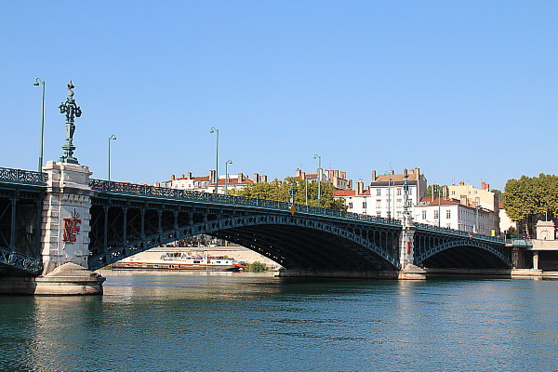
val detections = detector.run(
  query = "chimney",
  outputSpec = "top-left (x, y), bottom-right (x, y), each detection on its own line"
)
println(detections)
top-left (460, 195), bottom-right (468, 206)
top-left (481, 182), bottom-right (490, 191)
top-left (253, 173), bottom-right (260, 183)
top-left (404, 168), bottom-right (408, 177)
top-left (390, 169), bottom-right (395, 175)
top-left (341, 171), bottom-right (346, 179)
top-left (371, 170), bottom-right (377, 182)
top-left (262, 175), bottom-right (268, 183)
top-left (295, 168), bottom-right (302, 177)
top-left (348, 179), bottom-right (353, 189)
top-left (356, 181), bottom-right (364, 195)
top-left (238, 173), bottom-right (244, 182)
top-left (415, 167), bottom-right (420, 176)
top-left (209, 170), bottom-right (216, 182)
top-left (171, 174), bottom-right (176, 181)
top-left (187, 172), bottom-right (193, 179)
top-left (459, 181), bottom-right (465, 186)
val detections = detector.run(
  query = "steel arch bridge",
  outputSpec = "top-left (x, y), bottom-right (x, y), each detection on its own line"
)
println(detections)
top-left (87, 180), bottom-right (403, 272)
top-left (413, 223), bottom-right (512, 268)
top-left (0, 167), bottom-right (514, 278)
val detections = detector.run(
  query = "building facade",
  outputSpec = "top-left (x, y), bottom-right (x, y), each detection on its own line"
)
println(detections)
top-left (157, 171), bottom-right (267, 194)
top-left (334, 168), bottom-right (427, 219)
top-left (413, 197), bottom-right (497, 234)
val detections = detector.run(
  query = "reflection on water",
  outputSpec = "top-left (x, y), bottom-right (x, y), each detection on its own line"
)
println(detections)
top-left (0, 272), bottom-right (557, 371)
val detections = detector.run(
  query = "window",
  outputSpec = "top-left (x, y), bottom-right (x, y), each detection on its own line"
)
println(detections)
top-left (376, 199), bottom-right (381, 208)
top-left (446, 210), bottom-right (451, 219)
top-left (422, 210), bottom-right (427, 219)
top-left (376, 211), bottom-right (382, 217)
top-left (434, 210), bottom-right (439, 219)
top-left (396, 199), bottom-right (402, 208)
top-left (397, 188), bottom-right (402, 196)
top-left (376, 189), bottom-right (382, 196)
top-left (362, 202), bottom-right (367, 209)
top-left (348, 202), bottom-right (353, 209)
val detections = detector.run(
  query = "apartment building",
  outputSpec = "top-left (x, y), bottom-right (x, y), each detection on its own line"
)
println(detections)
top-left (157, 171), bottom-right (267, 194)
top-left (447, 182), bottom-right (499, 212)
top-left (293, 168), bottom-right (352, 190)
top-left (413, 197), bottom-right (498, 235)
top-left (334, 168), bottom-right (427, 219)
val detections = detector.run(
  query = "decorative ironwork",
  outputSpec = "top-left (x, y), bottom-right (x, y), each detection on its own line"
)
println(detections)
top-left (87, 205), bottom-right (401, 271)
top-left (414, 221), bottom-right (505, 243)
top-left (0, 167), bottom-right (47, 185)
top-left (0, 247), bottom-right (43, 275)
top-left (89, 179), bottom-right (402, 226)
top-left (509, 239), bottom-right (533, 247)
top-left (59, 81), bottom-right (82, 164)
top-left (413, 239), bottom-right (512, 267)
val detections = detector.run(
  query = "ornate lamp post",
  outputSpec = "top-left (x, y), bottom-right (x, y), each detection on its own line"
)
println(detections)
top-left (225, 159), bottom-right (233, 195)
top-left (210, 127), bottom-right (219, 194)
top-left (58, 81), bottom-right (82, 164)
top-left (108, 135), bottom-right (117, 182)
top-left (33, 78), bottom-right (46, 172)
top-left (313, 154), bottom-right (321, 208)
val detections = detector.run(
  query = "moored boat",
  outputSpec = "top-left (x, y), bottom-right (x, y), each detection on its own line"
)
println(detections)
top-left (112, 252), bottom-right (246, 271)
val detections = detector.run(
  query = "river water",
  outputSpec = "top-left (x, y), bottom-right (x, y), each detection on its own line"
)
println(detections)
top-left (1, 271), bottom-right (557, 372)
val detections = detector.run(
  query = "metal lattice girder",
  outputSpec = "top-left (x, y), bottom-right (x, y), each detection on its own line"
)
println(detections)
top-left (88, 207), bottom-right (402, 270)
top-left (0, 247), bottom-right (42, 275)
top-left (413, 228), bottom-right (512, 269)
top-left (0, 179), bottom-right (45, 276)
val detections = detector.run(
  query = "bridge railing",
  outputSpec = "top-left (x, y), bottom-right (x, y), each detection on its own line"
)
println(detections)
top-left (509, 238), bottom-right (533, 247)
top-left (413, 221), bottom-right (505, 243)
top-left (89, 179), bottom-right (401, 226)
top-left (0, 167), bottom-right (47, 186)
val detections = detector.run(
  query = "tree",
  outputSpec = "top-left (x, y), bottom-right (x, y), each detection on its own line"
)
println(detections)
top-left (231, 177), bottom-right (347, 211)
top-left (503, 173), bottom-right (558, 237)
top-left (492, 189), bottom-right (504, 204)
top-left (426, 184), bottom-right (448, 199)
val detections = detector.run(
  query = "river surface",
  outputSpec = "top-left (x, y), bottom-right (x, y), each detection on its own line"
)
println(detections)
top-left (1, 271), bottom-right (557, 372)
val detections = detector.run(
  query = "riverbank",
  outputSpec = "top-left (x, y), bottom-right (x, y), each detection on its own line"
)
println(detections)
top-left (114, 245), bottom-right (282, 271)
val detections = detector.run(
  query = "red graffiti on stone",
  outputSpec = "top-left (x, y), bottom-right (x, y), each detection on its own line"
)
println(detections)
top-left (63, 210), bottom-right (81, 243)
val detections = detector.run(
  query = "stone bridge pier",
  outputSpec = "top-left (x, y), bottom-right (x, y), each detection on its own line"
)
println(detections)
top-left (34, 161), bottom-right (104, 294)
top-left (398, 215), bottom-right (427, 280)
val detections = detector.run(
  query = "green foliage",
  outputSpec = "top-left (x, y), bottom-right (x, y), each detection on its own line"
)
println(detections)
top-left (427, 184), bottom-right (448, 198)
top-left (245, 261), bottom-right (268, 272)
top-left (231, 177), bottom-right (347, 211)
top-left (492, 189), bottom-right (503, 203)
top-left (503, 173), bottom-right (558, 222)
top-left (505, 226), bottom-right (518, 239)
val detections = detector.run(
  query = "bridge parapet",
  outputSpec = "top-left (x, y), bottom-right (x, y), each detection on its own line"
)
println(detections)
top-left (90, 179), bottom-right (402, 227)
top-left (414, 221), bottom-right (505, 243)
top-left (0, 167), bottom-right (47, 186)
top-left (508, 239), bottom-right (533, 248)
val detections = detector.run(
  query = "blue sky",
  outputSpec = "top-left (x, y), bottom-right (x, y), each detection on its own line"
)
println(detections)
top-left (1, 1), bottom-right (556, 191)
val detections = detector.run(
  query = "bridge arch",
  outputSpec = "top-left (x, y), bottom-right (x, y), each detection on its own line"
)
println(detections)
top-left (414, 238), bottom-right (512, 269)
top-left (89, 212), bottom-right (400, 271)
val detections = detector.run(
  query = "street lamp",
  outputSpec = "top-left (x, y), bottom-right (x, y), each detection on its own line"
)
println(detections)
top-left (210, 127), bottom-right (219, 194)
top-left (225, 159), bottom-right (233, 195)
top-left (108, 135), bottom-right (117, 182)
top-left (33, 78), bottom-right (46, 172)
top-left (313, 154), bottom-right (321, 208)
top-left (386, 172), bottom-right (392, 219)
